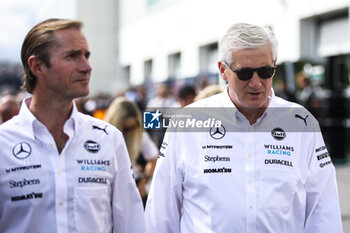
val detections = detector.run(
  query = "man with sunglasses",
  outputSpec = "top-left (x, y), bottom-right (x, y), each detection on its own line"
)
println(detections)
top-left (145, 23), bottom-right (342, 233)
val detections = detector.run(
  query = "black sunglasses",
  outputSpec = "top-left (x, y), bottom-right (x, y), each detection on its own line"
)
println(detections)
top-left (224, 61), bottom-right (276, 81)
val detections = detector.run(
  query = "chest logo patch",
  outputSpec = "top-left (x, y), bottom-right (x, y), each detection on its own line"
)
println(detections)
top-left (84, 140), bottom-right (101, 153)
top-left (295, 114), bottom-right (309, 126)
top-left (12, 142), bottom-right (32, 159)
top-left (271, 128), bottom-right (286, 141)
top-left (210, 125), bottom-right (226, 140)
top-left (92, 125), bottom-right (108, 135)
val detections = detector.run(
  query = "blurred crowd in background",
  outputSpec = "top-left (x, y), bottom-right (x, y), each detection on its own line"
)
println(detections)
top-left (0, 59), bottom-right (349, 203)
top-left (1, 60), bottom-right (344, 126)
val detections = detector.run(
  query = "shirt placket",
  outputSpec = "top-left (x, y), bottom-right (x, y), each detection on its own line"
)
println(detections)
top-left (245, 125), bottom-right (256, 233)
top-left (55, 119), bottom-right (74, 233)
top-left (34, 123), bottom-right (69, 233)
top-left (55, 147), bottom-right (68, 233)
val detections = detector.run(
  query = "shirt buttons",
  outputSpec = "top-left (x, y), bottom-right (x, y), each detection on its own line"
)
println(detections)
top-left (58, 201), bottom-right (64, 206)
top-left (248, 178), bottom-right (252, 183)
top-left (57, 170), bottom-right (61, 175)
top-left (248, 127), bottom-right (253, 132)
top-left (248, 153), bottom-right (252, 157)
top-left (48, 143), bottom-right (54, 148)
top-left (249, 205), bottom-right (254, 209)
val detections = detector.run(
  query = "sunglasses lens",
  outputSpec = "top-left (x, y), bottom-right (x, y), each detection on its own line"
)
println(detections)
top-left (257, 66), bottom-right (275, 79)
top-left (236, 69), bottom-right (253, 81)
top-left (227, 61), bottom-right (275, 81)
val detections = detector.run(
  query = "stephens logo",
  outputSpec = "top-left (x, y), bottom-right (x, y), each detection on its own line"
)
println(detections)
top-left (143, 110), bottom-right (162, 129)
top-left (84, 140), bottom-right (101, 153)
top-left (204, 155), bottom-right (230, 162)
top-left (9, 178), bottom-right (40, 188)
top-left (271, 128), bottom-right (286, 141)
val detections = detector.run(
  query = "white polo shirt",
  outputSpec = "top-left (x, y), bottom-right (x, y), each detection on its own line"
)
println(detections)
top-left (0, 98), bottom-right (145, 233)
top-left (145, 87), bottom-right (342, 233)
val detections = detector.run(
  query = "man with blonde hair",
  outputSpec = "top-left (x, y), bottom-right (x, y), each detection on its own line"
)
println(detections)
top-left (0, 19), bottom-right (144, 233)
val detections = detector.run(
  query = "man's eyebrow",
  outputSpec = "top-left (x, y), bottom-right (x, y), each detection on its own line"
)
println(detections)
top-left (63, 49), bottom-right (90, 58)
top-left (64, 49), bottom-right (81, 56)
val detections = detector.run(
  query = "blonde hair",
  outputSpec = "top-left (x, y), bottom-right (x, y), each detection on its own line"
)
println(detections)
top-left (21, 18), bottom-right (83, 93)
top-left (104, 97), bottom-right (142, 164)
top-left (194, 85), bottom-right (223, 102)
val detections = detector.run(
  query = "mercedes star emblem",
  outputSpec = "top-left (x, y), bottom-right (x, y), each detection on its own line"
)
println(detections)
top-left (13, 142), bottom-right (32, 159)
top-left (210, 125), bottom-right (226, 140)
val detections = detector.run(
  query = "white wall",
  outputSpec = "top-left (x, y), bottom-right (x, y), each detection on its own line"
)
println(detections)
top-left (119, 0), bottom-right (350, 85)
top-left (77, 0), bottom-right (124, 96)
top-left (75, 0), bottom-right (350, 93)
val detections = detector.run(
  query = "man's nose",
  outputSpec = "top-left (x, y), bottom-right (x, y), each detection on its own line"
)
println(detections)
top-left (78, 56), bottom-right (92, 73)
top-left (248, 71), bottom-right (262, 89)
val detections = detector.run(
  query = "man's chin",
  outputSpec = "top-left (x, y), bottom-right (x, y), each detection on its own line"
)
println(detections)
top-left (244, 101), bottom-right (268, 110)
top-left (76, 89), bottom-right (90, 98)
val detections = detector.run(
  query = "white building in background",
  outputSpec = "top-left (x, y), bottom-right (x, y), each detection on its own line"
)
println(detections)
top-left (119, 0), bottom-right (350, 89)
top-left (77, 0), bottom-right (350, 94)
top-left (76, 0), bottom-right (125, 96)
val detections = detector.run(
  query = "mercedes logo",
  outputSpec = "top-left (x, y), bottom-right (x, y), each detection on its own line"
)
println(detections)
top-left (210, 125), bottom-right (226, 140)
top-left (13, 142), bottom-right (32, 159)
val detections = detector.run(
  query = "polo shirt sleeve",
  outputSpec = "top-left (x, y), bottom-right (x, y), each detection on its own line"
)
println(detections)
top-left (111, 131), bottom-right (145, 233)
top-left (304, 124), bottom-right (343, 233)
top-left (145, 131), bottom-right (184, 233)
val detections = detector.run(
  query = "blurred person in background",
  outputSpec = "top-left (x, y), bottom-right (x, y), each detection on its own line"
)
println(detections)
top-left (177, 85), bottom-right (196, 107)
top-left (0, 18), bottom-right (144, 233)
top-left (125, 84), bottom-right (149, 112)
top-left (104, 97), bottom-right (158, 206)
top-left (145, 22), bottom-right (342, 233)
top-left (147, 81), bottom-right (179, 148)
top-left (194, 84), bottom-right (223, 102)
top-left (147, 81), bottom-right (179, 108)
top-left (296, 71), bottom-right (321, 117)
top-left (194, 74), bottom-right (209, 92)
top-left (0, 94), bottom-right (19, 123)
top-left (274, 78), bottom-right (297, 102)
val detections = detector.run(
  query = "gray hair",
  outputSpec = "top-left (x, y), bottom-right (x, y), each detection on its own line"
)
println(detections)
top-left (219, 23), bottom-right (278, 64)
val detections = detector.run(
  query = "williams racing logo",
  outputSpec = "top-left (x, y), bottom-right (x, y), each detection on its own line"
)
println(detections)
top-left (12, 142), bottom-right (32, 159)
top-left (264, 144), bottom-right (294, 156)
top-left (271, 128), bottom-right (286, 141)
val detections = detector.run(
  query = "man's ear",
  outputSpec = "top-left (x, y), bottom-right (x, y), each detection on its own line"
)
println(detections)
top-left (27, 55), bottom-right (46, 79)
top-left (218, 61), bottom-right (228, 81)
